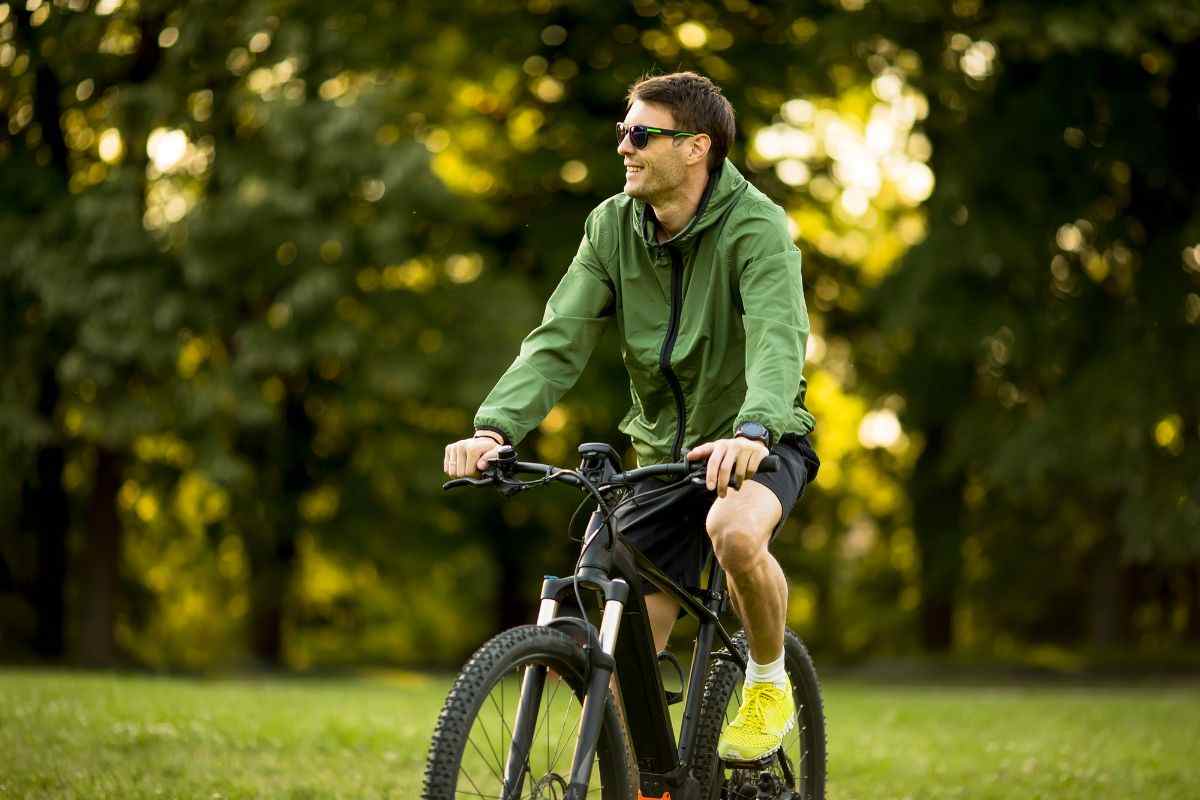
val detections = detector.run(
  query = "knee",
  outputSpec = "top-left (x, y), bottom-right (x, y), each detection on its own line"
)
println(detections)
top-left (706, 510), bottom-right (768, 576)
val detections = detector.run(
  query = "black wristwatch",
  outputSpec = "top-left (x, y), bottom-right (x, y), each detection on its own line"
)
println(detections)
top-left (735, 421), bottom-right (771, 449)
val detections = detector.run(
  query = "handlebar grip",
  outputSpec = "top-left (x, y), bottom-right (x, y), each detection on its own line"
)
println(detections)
top-left (757, 454), bottom-right (781, 474)
top-left (729, 454), bottom-right (780, 490)
top-left (689, 453), bottom-right (783, 491)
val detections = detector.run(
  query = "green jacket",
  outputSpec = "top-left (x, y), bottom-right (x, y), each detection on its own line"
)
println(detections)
top-left (474, 159), bottom-right (815, 466)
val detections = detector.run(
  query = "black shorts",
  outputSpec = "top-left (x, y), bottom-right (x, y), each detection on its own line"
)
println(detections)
top-left (612, 433), bottom-right (820, 596)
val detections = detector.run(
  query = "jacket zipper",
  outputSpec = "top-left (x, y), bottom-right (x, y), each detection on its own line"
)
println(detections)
top-left (660, 248), bottom-right (687, 461)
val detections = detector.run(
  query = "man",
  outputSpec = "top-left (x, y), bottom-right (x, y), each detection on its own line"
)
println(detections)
top-left (443, 72), bottom-right (819, 764)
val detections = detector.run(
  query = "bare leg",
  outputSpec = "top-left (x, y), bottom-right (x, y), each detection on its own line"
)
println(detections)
top-left (645, 591), bottom-right (681, 654)
top-left (706, 482), bottom-right (786, 663)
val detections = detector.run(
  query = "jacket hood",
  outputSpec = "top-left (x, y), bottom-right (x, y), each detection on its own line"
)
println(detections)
top-left (635, 158), bottom-right (748, 249)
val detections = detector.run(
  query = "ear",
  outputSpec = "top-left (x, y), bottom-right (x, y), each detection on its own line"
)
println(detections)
top-left (686, 133), bottom-right (712, 167)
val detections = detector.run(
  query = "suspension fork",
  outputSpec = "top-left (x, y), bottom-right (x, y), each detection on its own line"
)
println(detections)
top-left (499, 584), bottom-right (562, 794)
top-left (564, 579), bottom-right (628, 799)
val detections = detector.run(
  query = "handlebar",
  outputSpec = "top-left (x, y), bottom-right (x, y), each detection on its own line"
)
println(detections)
top-left (608, 454), bottom-right (780, 485)
top-left (441, 458), bottom-right (569, 492)
top-left (442, 446), bottom-right (780, 495)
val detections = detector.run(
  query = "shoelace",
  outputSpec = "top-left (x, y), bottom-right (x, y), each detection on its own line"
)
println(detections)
top-left (735, 685), bottom-right (783, 729)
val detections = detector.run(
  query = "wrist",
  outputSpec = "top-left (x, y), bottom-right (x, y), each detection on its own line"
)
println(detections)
top-left (474, 430), bottom-right (504, 446)
top-left (734, 434), bottom-right (769, 452)
top-left (734, 421), bottom-right (772, 449)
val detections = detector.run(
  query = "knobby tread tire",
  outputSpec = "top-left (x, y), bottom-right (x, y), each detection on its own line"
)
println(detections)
top-left (691, 629), bottom-right (827, 800)
top-left (422, 624), bottom-right (637, 800)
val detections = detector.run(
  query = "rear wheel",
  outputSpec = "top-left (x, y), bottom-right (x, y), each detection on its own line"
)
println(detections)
top-left (692, 629), bottom-right (826, 799)
top-left (423, 625), bottom-right (637, 799)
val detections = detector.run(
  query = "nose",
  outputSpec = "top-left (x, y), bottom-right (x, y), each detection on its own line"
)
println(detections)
top-left (617, 130), bottom-right (635, 157)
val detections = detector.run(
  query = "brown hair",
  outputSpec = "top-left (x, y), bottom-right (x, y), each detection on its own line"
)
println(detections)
top-left (626, 71), bottom-right (735, 172)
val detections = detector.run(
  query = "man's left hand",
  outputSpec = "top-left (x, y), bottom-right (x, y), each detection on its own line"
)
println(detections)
top-left (686, 437), bottom-right (770, 498)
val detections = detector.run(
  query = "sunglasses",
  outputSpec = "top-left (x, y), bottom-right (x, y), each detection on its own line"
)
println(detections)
top-left (616, 122), bottom-right (699, 149)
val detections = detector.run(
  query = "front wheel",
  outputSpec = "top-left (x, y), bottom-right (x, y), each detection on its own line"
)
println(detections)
top-left (423, 624), bottom-right (637, 800)
top-left (692, 629), bottom-right (827, 800)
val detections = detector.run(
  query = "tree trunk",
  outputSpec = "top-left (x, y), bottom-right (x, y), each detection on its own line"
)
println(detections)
top-left (1186, 563), bottom-right (1200, 644)
top-left (244, 391), bottom-right (311, 668)
top-left (815, 508), bottom-right (838, 656)
top-left (77, 447), bottom-right (123, 666)
top-left (815, 564), bottom-right (837, 656)
top-left (489, 524), bottom-right (536, 632)
top-left (25, 367), bottom-right (70, 659)
top-left (1087, 536), bottom-right (1125, 647)
top-left (481, 500), bottom-right (568, 634)
top-left (247, 535), bottom-right (297, 666)
top-left (911, 425), bottom-right (966, 652)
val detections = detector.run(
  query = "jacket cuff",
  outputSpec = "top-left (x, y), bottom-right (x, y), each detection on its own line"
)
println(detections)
top-left (473, 422), bottom-right (514, 447)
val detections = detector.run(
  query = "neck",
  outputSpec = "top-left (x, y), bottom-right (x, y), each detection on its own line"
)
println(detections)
top-left (649, 167), bottom-right (710, 242)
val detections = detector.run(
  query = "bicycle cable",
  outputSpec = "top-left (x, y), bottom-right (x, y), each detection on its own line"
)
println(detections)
top-left (545, 467), bottom-right (614, 635)
top-left (481, 456), bottom-right (702, 641)
top-left (563, 467), bottom-right (699, 640)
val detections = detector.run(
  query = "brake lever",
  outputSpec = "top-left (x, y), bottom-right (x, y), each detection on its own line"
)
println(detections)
top-left (442, 475), bottom-right (497, 491)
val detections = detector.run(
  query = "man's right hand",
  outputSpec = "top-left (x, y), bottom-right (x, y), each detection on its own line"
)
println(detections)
top-left (444, 432), bottom-right (504, 478)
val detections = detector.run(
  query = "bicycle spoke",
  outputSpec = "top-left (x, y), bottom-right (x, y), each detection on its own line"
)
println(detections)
top-left (548, 684), bottom-right (578, 768)
top-left (457, 764), bottom-right (497, 799)
top-left (465, 731), bottom-right (505, 785)
top-left (471, 703), bottom-right (506, 781)
top-left (431, 627), bottom-right (636, 800)
top-left (455, 788), bottom-right (503, 800)
top-left (487, 683), bottom-right (536, 792)
top-left (484, 669), bottom-right (596, 798)
top-left (544, 673), bottom-right (560, 772)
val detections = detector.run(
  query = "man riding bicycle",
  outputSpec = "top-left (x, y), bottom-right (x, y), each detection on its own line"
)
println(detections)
top-left (443, 71), bottom-right (819, 765)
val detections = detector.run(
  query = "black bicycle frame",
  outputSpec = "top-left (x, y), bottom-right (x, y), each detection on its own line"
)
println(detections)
top-left (449, 444), bottom-right (781, 800)
top-left (524, 503), bottom-right (748, 800)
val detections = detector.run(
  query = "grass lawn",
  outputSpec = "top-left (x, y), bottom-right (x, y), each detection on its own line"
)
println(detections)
top-left (2, 667), bottom-right (1197, 798)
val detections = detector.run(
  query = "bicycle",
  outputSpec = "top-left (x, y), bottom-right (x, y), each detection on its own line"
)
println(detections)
top-left (423, 442), bottom-right (826, 800)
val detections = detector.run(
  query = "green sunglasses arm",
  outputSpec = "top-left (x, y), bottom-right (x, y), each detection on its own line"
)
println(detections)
top-left (642, 126), bottom-right (698, 137)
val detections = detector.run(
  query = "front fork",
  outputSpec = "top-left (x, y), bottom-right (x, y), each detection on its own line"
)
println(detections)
top-left (566, 594), bottom-right (625, 795)
top-left (501, 596), bottom-right (565, 793)
top-left (503, 581), bottom-right (628, 800)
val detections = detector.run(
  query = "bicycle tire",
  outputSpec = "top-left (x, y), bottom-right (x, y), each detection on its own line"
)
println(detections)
top-left (691, 629), bottom-right (827, 800)
top-left (423, 624), bottom-right (637, 800)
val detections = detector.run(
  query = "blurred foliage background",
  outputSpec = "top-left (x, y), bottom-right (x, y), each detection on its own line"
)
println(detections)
top-left (2, 0), bottom-right (1199, 673)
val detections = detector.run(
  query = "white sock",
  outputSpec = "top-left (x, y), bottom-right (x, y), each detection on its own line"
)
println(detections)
top-left (745, 651), bottom-right (787, 689)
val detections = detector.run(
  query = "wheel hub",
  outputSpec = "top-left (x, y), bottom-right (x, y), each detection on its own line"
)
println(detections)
top-left (531, 771), bottom-right (569, 800)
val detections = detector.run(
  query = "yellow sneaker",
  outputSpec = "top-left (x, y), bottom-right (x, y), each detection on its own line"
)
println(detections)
top-left (716, 681), bottom-right (795, 762)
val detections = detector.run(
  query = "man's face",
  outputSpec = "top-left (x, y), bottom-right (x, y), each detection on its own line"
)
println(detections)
top-left (618, 99), bottom-right (689, 202)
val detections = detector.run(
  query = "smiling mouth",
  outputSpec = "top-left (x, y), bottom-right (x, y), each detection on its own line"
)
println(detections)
top-left (625, 165), bottom-right (644, 174)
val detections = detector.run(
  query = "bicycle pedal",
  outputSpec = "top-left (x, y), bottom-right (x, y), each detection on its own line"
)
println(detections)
top-left (720, 751), bottom-right (778, 770)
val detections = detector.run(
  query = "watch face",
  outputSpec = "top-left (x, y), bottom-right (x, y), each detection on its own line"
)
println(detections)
top-left (739, 422), bottom-right (768, 440)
